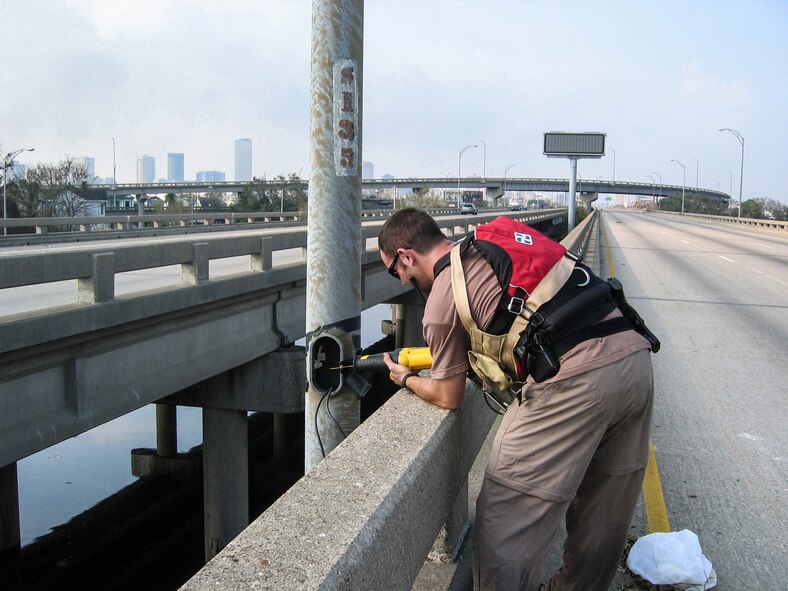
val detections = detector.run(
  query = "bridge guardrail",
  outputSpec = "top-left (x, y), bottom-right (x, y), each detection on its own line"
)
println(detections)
top-left (0, 207), bottom-right (540, 246)
top-left (651, 209), bottom-right (787, 231)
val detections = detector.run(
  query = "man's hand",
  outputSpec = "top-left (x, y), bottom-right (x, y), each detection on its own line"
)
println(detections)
top-left (383, 352), bottom-right (411, 387)
top-left (383, 352), bottom-right (466, 410)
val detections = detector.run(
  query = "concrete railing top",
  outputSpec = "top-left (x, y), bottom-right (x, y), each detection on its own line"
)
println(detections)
top-left (180, 380), bottom-right (497, 591)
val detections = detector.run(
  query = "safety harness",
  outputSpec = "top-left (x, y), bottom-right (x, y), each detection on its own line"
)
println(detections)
top-left (440, 217), bottom-right (655, 408)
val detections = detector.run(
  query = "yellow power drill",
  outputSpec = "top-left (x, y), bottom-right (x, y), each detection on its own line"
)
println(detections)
top-left (337, 347), bottom-right (433, 372)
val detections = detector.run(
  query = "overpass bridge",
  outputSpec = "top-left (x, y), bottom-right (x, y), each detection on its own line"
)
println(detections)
top-left (103, 177), bottom-right (729, 203)
top-left (1, 209), bottom-right (785, 589)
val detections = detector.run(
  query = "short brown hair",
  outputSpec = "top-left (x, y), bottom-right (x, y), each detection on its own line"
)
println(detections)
top-left (378, 208), bottom-right (447, 257)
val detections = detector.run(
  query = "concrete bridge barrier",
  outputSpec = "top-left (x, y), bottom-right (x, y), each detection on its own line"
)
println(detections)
top-left (180, 379), bottom-right (496, 591)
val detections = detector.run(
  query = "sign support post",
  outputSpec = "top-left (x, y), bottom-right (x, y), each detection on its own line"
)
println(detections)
top-left (543, 132), bottom-right (606, 231)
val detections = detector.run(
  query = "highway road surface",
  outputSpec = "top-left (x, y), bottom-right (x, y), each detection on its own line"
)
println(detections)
top-left (601, 210), bottom-right (787, 589)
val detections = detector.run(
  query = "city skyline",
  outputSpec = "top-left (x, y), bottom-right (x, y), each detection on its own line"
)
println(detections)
top-left (1, 1), bottom-right (786, 201)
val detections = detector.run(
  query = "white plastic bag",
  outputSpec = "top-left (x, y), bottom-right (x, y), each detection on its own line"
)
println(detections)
top-left (627, 529), bottom-right (714, 587)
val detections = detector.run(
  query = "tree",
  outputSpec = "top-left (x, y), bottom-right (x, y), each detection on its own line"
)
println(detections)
top-left (658, 191), bottom-right (727, 216)
top-left (23, 158), bottom-right (90, 218)
top-left (230, 176), bottom-right (276, 212)
top-left (740, 199), bottom-right (763, 219)
top-left (404, 187), bottom-right (443, 209)
top-left (281, 173), bottom-right (308, 212)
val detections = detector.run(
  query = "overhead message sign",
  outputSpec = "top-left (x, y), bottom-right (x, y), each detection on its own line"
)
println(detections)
top-left (543, 132), bottom-right (606, 158)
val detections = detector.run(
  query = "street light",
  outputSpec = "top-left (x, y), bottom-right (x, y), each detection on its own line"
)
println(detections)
top-left (719, 128), bottom-right (744, 218)
top-left (671, 159), bottom-right (686, 214)
top-left (3, 147), bottom-right (35, 236)
top-left (610, 147), bottom-right (616, 181)
top-left (503, 164), bottom-right (516, 198)
top-left (646, 174), bottom-right (656, 208)
top-left (650, 171), bottom-right (662, 208)
top-left (479, 139), bottom-right (486, 180)
top-left (457, 144), bottom-right (477, 208)
top-left (692, 158), bottom-right (699, 189)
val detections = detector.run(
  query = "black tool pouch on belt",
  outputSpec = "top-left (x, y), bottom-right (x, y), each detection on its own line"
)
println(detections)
top-left (523, 330), bottom-right (561, 383)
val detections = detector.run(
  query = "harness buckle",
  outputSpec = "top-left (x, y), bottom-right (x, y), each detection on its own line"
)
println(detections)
top-left (508, 296), bottom-right (525, 314)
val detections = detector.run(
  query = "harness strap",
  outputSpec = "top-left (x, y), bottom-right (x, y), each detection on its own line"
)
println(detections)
top-left (450, 244), bottom-right (478, 334)
top-left (523, 252), bottom-right (578, 316)
top-left (549, 315), bottom-right (634, 358)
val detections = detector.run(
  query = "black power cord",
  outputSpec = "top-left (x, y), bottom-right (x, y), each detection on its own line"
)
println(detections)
top-left (315, 386), bottom-right (348, 459)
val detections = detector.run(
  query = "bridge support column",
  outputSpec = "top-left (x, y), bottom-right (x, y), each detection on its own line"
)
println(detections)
top-left (0, 462), bottom-right (20, 552)
top-left (156, 403), bottom-right (178, 457)
top-left (392, 297), bottom-right (426, 349)
top-left (581, 191), bottom-right (599, 211)
top-left (203, 407), bottom-right (249, 561)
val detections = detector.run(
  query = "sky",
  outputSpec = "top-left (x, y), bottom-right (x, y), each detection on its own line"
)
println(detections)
top-left (2, 0), bottom-right (786, 201)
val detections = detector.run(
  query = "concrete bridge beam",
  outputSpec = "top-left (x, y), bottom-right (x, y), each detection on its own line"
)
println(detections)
top-left (581, 191), bottom-right (599, 210)
top-left (484, 185), bottom-right (504, 201)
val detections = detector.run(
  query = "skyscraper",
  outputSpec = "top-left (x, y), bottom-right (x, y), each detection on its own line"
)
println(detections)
top-left (167, 153), bottom-right (184, 182)
top-left (137, 155), bottom-right (155, 183)
top-left (72, 156), bottom-right (96, 182)
top-left (235, 138), bottom-right (252, 181)
top-left (196, 170), bottom-right (226, 182)
top-left (362, 161), bottom-right (374, 180)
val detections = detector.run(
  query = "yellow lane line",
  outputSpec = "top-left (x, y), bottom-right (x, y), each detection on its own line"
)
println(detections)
top-left (600, 218), bottom-right (671, 534)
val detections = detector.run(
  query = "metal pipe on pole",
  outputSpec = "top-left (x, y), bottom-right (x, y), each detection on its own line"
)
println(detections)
top-left (693, 158), bottom-right (699, 189)
top-left (305, 0), bottom-right (364, 472)
top-left (720, 128), bottom-right (744, 218)
top-left (568, 158), bottom-right (577, 230)
top-left (611, 147), bottom-right (616, 181)
top-left (651, 171), bottom-right (662, 208)
top-left (504, 164), bottom-right (516, 199)
top-left (671, 159), bottom-right (686, 214)
top-left (457, 144), bottom-right (476, 209)
top-left (479, 139), bottom-right (486, 181)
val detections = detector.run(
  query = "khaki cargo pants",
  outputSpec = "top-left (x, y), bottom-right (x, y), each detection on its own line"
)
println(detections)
top-left (473, 349), bottom-right (654, 591)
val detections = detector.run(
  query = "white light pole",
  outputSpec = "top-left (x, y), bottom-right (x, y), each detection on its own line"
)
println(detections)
top-left (719, 128), bottom-right (744, 218)
top-left (692, 157), bottom-right (699, 189)
top-left (671, 159), bottom-right (686, 214)
top-left (3, 147), bottom-right (35, 236)
top-left (458, 144), bottom-right (476, 208)
top-left (112, 137), bottom-right (117, 184)
top-left (504, 164), bottom-right (516, 199)
top-left (479, 139), bottom-right (486, 180)
top-left (611, 147), bottom-right (616, 181)
top-left (646, 174), bottom-right (656, 208)
top-left (650, 171), bottom-right (662, 208)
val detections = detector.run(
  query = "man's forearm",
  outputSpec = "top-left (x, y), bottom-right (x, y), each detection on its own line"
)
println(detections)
top-left (401, 372), bottom-right (466, 410)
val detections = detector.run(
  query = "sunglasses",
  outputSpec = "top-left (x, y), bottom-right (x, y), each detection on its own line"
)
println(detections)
top-left (387, 252), bottom-right (401, 279)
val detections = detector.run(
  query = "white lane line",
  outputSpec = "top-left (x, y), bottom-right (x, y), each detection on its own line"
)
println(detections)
top-left (681, 239), bottom-right (690, 245)
top-left (770, 275), bottom-right (788, 287)
top-left (754, 243), bottom-right (771, 249)
top-left (719, 255), bottom-right (736, 263)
